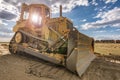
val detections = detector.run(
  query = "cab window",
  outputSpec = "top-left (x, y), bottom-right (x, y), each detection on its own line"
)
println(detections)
top-left (23, 11), bottom-right (29, 19)
top-left (45, 8), bottom-right (50, 18)
top-left (31, 7), bottom-right (42, 27)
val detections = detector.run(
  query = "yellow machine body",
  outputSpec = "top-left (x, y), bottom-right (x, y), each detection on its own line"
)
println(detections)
top-left (9, 3), bottom-right (96, 77)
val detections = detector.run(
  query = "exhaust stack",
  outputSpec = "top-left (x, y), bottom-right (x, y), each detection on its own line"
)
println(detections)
top-left (60, 5), bottom-right (62, 17)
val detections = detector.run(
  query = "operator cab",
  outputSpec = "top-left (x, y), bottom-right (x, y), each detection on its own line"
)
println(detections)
top-left (20, 3), bottom-right (50, 27)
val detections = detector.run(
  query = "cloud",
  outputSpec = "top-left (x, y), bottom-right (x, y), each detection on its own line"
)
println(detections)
top-left (0, 10), bottom-right (17, 20)
top-left (0, 22), bottom-right (13, 39)
top-left (0, 0), bottom-right (90, 18)
top-left (91, 0), bottom-right (98, 6)
top-left (0, 0), bottom-right (3, 3)
top-left (51, 0), bottom-right (89, 13)
top-left (93, 30), bottom-right (106, 33)
top-left (104, 0), bottom-right (117, 4)
top-left (74, 25), bottom-right (79, 28)
top-left (3, 0), bottom-right (89, 14)
top-left (0, 20), bottom-right (8, 25)
top-left (80, 19), bottom-right (87, 22)
top-left (0, 1), bottom-right (19, 21)
top-left (94, 34), bottom-right (120, 40)
top-left (0, 32), bottom-right (14, 37)
top-left (0, 27), bottom-right (12, 33)
top-left (81, 7), bottom-right (120, 30)
top-left (0, 19), bottom-right (15, 42)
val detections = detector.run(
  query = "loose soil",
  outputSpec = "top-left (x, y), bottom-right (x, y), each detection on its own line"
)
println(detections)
top-left (0, 43), bottom-right (120, 80)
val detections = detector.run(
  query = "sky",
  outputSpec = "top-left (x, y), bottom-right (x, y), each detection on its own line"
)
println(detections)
top-left (0, 0), bottom-right (120, 42)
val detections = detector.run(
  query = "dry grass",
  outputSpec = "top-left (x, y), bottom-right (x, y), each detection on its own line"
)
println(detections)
top-left (95, 43), bottom-right (120, 56)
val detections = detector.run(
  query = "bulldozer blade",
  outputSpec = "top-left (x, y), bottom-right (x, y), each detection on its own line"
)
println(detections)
top-left (66, 48), bottom-right (96, 77)
top-left (66, 28), bottom-right (96, 77)
top-left (76, 47), bottom-right (96, 76)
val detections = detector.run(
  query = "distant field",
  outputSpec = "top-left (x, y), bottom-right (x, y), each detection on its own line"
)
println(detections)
top-left (0, 42), bottom-right (9, 44)
top-left (95, 43), bottom-right (120, 56)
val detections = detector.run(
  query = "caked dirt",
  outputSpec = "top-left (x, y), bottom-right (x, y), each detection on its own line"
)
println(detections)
top-left (0, 44), bottom-right (120, 80)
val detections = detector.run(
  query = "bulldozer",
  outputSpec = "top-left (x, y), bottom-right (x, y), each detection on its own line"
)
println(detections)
top-left (9, 3), bottom-right (96, 77)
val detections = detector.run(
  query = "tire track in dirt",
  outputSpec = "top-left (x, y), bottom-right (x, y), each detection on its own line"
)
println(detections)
top-left (0, 44), bottom-right (120, 80)
top-left (26, 55), bottom-right (120, 80)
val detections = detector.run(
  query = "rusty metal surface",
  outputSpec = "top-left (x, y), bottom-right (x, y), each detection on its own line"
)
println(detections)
top-left (18, 44), bottom-right (61, 64)
top-left (66, 29), bottom-right (96, 76)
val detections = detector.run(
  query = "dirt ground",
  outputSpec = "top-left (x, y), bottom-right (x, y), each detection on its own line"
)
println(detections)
top-left (0, 43), bottom-right (120, 80)
top-left (0, 54), bottom-right (55, 80)
top-left (0, 43), bottom-right (54, 80)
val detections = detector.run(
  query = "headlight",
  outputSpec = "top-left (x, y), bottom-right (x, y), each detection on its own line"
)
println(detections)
top-left (31, 13), bottom-right (42, 25)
